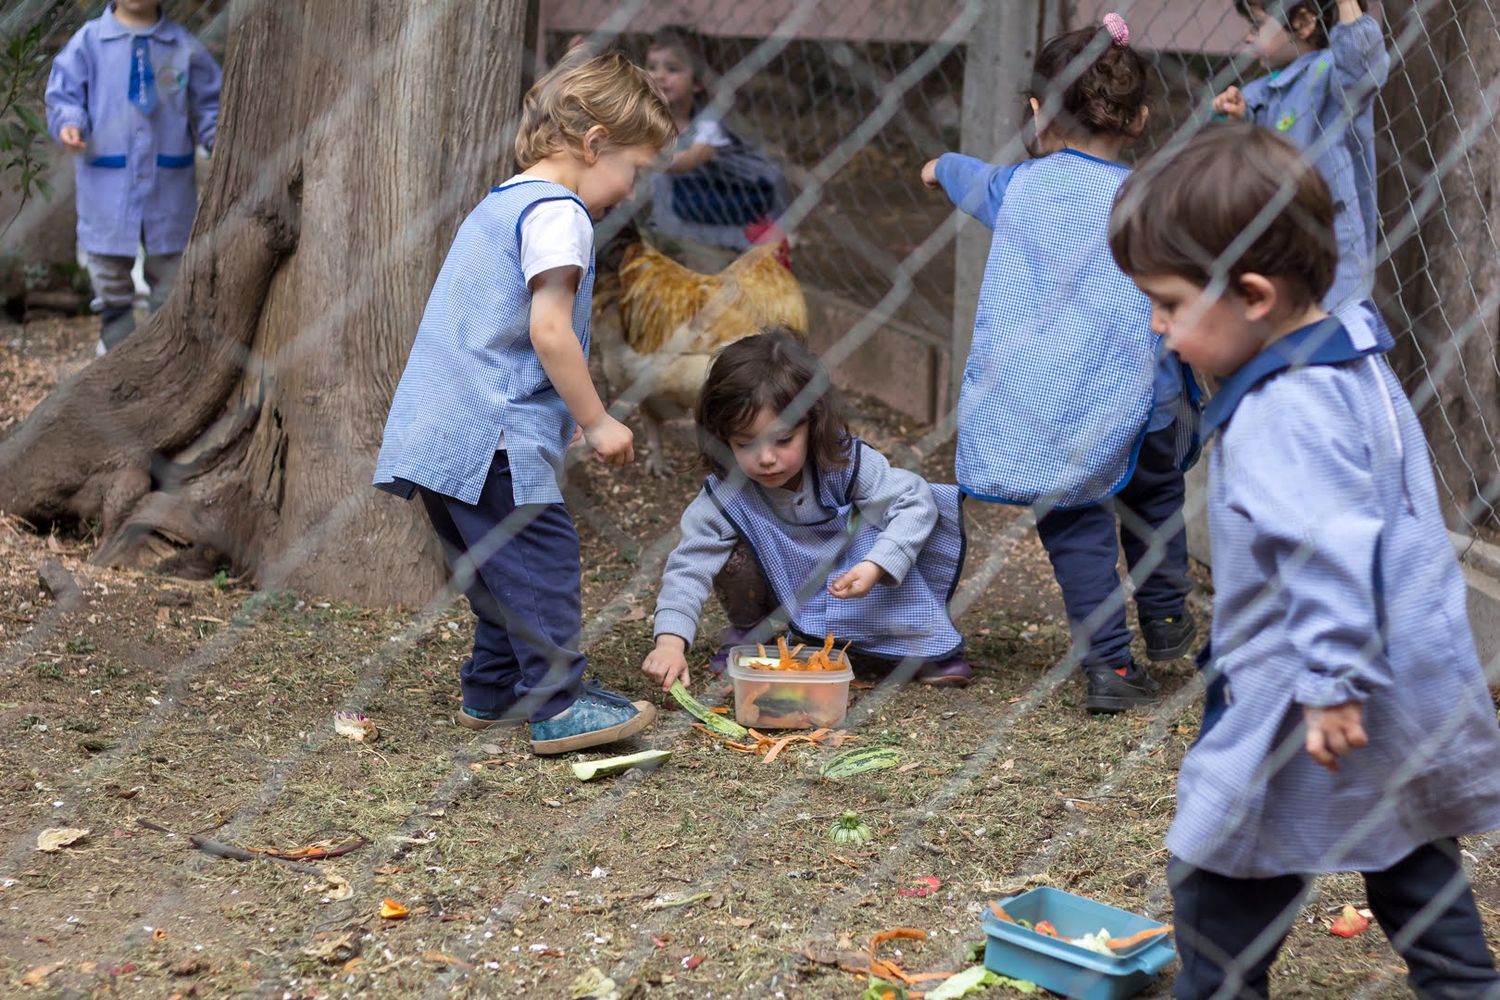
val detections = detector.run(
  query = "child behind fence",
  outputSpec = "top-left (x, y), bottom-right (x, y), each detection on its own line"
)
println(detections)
top-left (1111, 124), bottom-right (1500, 999)
top-left (1214, 0), bottom-right (1389, 312)
top-left (644, 24), bottom-right (787, 251)
top-left (923, 13), bottom-right (1201, 715)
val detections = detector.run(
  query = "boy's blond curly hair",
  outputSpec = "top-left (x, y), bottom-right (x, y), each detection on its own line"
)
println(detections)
top-left (515, 50), bottom-right (677, 169)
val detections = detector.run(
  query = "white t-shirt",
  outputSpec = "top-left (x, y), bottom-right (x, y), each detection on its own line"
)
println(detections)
top-left (496, 176), bottom-right (594, 451)
top-left (688, 117), bottom-right (733, 149)
top-left (499, 175), bottom-right (595, 284)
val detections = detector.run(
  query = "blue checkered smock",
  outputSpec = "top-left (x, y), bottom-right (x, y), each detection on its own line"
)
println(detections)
top-left (705, 440), bottom-right (966, 660)
top-left (1171, 317), bottom-right (1500, 878)
top-left (948, 150), bottom-right (1160, 509)
top-left (373, 180), bottom-right (595, 506)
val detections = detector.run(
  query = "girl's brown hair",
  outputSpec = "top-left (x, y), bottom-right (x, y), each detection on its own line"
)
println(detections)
top-left (1233, 0), bottom-right (1369, 50)
top-left (696, 329), bottom-right (848, 477)
top-left (1030, 23), bottom-right (1149, 138)
top-left (647, 24), bottom-right (716, 94)
top-left (515, 50), bottom-right (677, 169)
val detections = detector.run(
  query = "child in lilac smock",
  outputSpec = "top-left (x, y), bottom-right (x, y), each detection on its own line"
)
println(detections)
top-left (46, 0), bottom-right (221, 355)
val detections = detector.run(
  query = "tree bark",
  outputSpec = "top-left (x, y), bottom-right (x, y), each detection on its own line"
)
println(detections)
top-left (0, 0), bottom-right (533, 604)
top-left (1379, 0), bottom-right (1500, 534)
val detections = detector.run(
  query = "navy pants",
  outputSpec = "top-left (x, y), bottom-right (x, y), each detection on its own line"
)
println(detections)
top-left (418, 452), bottom-right (584, 722)
top-left (1170, 840), bottom-right (1500, 998)
top-left (1035, 423), bottom-right (1190, 670)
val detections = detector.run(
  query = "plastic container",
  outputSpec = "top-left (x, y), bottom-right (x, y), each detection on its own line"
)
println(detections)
top-left (726, 644), bottom-right (852, 729)
top-left (981, 887), bottom-right (1175, 1000)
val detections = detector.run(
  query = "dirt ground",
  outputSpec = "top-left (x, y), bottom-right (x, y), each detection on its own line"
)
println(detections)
top-left (0, 317), bottom-right (1497, 999)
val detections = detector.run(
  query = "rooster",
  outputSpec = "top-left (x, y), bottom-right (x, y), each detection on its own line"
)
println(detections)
top-left (593, 219), bottom-right (808, 476)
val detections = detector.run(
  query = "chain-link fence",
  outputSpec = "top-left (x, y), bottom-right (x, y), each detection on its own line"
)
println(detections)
top-left (1, 0), bottom-right (1499, 995)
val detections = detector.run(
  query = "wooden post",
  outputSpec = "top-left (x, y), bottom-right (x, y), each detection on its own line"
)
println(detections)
top-left (948, 0), bottom-right (1051, 414)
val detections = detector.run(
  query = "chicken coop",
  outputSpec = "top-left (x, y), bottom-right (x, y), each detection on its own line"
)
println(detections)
top-left (541, 0), bottom-right (1242, 425)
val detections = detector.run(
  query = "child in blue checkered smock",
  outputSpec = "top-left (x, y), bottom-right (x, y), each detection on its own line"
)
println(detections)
top-left (373, 53), bottom-right (676, 756)
top-left (1112, 124), bottom-right (1500, 1000)
top-left (924, 14), bottom-right (1201, 715)
top-left (641, 330), bottom-right (971, 692)
top-left (1214, 1), bottom-right (1389, 312)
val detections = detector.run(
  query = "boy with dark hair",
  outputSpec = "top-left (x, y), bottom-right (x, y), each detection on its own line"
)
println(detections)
top-left (1110, 123), bottom-right (1500, 998)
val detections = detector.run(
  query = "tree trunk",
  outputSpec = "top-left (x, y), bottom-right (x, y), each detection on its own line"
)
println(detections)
top-left (0, 0), bottom-right (532, 604)
top-left (1379, 0), bottom-right (1500, 535)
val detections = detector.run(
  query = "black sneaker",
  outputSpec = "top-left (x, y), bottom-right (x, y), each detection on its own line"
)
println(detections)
top-left (1084, 662), bottom-right (1162, 714)
top-left (1141, 609), bottom-right (1197, 661)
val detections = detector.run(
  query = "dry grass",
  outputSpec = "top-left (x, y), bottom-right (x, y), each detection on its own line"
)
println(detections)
top-left (0, 318), bottom-right (1493, 998)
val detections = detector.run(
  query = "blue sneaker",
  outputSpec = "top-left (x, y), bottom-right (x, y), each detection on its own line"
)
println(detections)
top-left (454, 705), bottom-right (524, 731)
top-left (529, 680), bottom-right (657, 755)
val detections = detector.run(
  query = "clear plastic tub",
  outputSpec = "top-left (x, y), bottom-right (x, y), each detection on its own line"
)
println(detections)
top-left (726, 644), bottom-right (852, 729)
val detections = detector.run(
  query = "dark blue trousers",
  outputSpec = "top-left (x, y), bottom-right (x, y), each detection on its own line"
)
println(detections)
top-left (1170, 840), bottom-right (1500, 998)
top-left (1035, 423), bottom-right (1190, 670)
top-left (418, 452), bottom-right (585, 722)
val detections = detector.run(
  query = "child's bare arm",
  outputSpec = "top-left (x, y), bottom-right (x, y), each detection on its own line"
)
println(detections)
top-left (1336, 0), bottom-right (1364, 23)
top-left (529, 267), bottom-right (633, 465)
top-left (664, 143), bottom-right (716, 173)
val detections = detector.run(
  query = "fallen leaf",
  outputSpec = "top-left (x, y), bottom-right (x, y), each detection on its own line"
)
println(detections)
top-left (379, 898), bottom-right (409, 920)
top-left (304, 930), bottom-right (360, 963)
top-left (620, 606), bottom-right (647, 623)
top-left (423, 950), bottom-right (473, 970)
top-left (170, 958), bottom-right (205, 976)
top-left (1330, 904), bottom-right (1371, 938)
top-left (681, 954), bottom-right (704, 970)
top-left (728, 916), bottom-right (755, 928)
top-left (1000, 759), bottom-right (1014, 770)
top-left (22, 963), bottom-right (63, 986)
top-left (36, 827), bottom-right (89, 852)
top-left (897, 876), bottom-right (942, 898)
top-left (151, 928), bottom-right (168, 941)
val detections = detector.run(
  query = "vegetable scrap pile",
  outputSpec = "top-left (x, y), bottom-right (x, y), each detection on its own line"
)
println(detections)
top-left (700, 724), bottom-right (854, 762)
top-left (743, 634), bottom-right (850, 671)
top-left (990, 902), bottom-right (1171, 955)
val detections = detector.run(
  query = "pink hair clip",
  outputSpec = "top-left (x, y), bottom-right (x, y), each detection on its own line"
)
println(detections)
top-left (1102, 12), bottom-right (1130, 47)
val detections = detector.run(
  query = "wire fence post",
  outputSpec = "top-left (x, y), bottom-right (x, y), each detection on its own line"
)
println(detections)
top-left (949, 0), bottom-right (1049, 413)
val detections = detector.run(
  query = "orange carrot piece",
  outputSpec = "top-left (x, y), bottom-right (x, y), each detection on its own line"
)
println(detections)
top-left (1107, 925), bottom-right (1172, 950)
top-left (989, 901), bottom-right (1016, 923)
top-left (762, 734), bottom-right (799, 763)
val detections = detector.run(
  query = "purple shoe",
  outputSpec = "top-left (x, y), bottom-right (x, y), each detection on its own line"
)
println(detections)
top-left (916, 655), bottom-right (972, 687)
top-left (710, 624), bottom-right (761, 675)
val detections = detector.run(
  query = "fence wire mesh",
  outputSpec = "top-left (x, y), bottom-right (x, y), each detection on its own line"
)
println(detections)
top-left (0, 0), bottom-right (1498, 996)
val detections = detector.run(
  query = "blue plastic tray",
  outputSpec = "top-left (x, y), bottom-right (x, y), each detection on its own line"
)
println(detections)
top-left (982, 887), bottom-right (1175, 1000)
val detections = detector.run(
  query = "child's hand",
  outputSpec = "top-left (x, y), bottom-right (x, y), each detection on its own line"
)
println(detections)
top-left (58, 125), bottom-right (87, 151)
top-left (1303, 702), bottom-right (1368, 772)
top-left (1212, 86), bottom-right (1247, 120)
top-left (584, 413), bottom-right (635, 465)
top-left (643, 635), bottom-right (690, 691)
top-left (920, 158), bottom-right (942, 190)
top-left (829, 560), bottom-right (882, 600)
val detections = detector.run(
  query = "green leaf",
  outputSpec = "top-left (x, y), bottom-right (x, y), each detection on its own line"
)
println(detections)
top-left (15, 102), bottom-right (44, 135)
